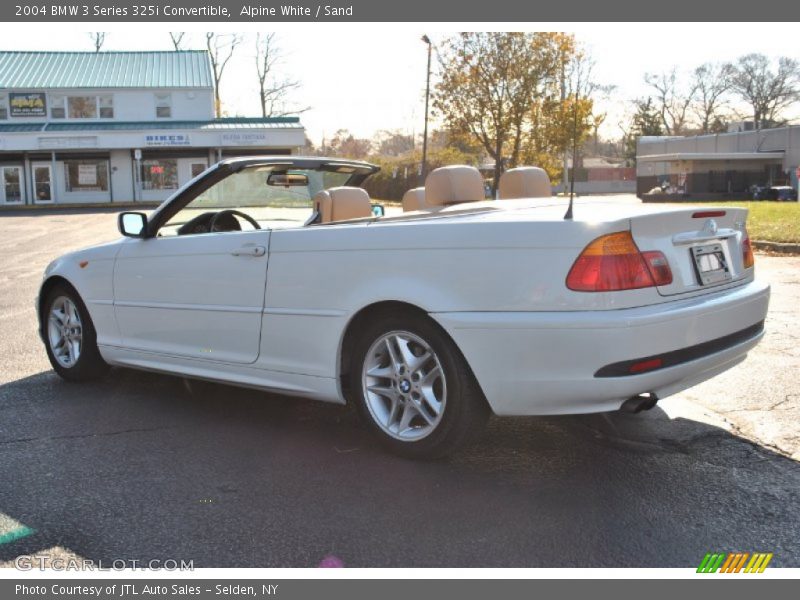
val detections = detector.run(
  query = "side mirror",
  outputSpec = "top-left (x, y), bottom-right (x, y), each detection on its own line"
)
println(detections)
top-left (371, 204), bottom-right (385, 217)
top-left (118, 212), bottom-right (147, 238)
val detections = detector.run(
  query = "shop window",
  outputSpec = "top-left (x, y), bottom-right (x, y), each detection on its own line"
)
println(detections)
top-left (155, 94), bottom-right (172, 118)
top-left (50, 95), bottom-right (66, 119)
top-left (64, 160), bottom-right (109, 192)
top-left (141, 159), bottom-right (178, 190)
top-left (99, 95), bottom-right (114, 118)
top-left (51, 95), bottom-right (112, 119)
top-left (0, 94), bottom-right (7, 120)
top-left (68, 96), bottom-right (98, 119)
top-left (191, 163), bottom-right (207, 178)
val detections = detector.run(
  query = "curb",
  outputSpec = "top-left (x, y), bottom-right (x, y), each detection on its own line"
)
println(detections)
top-left (753, 240), bottom-right (800, 255)
top-left (0, 202), bottom-right (160, 212)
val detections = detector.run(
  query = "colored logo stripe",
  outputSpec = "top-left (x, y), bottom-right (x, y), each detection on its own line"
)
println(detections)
top-left (697, 552), bottom-right (773, 573)
top-left (697, 553), bottom-right (726, 573)
top-left (745, 553), bottom-right (773, 573)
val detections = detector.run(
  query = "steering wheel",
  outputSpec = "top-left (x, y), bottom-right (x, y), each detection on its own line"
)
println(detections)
top-left (209, 209), bottom-right (261, 232)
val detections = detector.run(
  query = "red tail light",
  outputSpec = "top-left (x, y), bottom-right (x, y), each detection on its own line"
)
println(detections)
top-left (692, 210), bottom-right (726, 218)
top-left (566, 231), bottom-right (673, 292)
top-left (742, 231), bottom-right (755, 269)
top-left (641, 251), bottom-right (673, 286)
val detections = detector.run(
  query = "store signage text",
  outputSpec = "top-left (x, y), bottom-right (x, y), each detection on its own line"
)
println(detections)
top-left (221, 132), bottom-right (269, 146)
top-left (145, 134), bottom-right (191, 147)
top-left (9, 93), bottom-right (46, 117)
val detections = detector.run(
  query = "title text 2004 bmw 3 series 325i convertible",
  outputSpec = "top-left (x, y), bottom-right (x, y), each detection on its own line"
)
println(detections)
top-left (38, 157), bottom-right (770, 457)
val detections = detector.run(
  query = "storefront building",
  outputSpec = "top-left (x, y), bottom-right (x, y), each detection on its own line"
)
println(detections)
top-left (0, 51), bottom-right (305, 206)
top-left (636, 126), bottom-right (800, 200)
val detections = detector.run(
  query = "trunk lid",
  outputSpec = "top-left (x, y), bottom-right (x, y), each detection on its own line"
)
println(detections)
top-left (629, 207), bottom-right (750, 296)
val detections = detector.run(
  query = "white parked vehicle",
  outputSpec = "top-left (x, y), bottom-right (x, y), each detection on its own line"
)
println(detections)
top-left (38, 157), bottom-right (770, 457)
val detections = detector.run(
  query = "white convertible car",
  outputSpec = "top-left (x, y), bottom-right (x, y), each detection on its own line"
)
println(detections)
top-left (38, 157), bottom-right (770, 457)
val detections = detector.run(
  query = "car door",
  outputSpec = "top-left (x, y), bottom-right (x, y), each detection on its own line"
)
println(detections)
top-left (113, 229), bottom-right (270, 364)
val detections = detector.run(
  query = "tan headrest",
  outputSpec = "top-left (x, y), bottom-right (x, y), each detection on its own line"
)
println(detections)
top-left (402, 187), bottom-right (426, 212)
top-left (424, 165), bottom-right (484, 206)
top-left (498, 167), bottom-right (552, 200)
top-left (313, 186), bottom-right (373, 223)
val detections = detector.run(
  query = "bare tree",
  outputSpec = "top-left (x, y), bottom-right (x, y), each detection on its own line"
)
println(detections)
top-left (326, 129), bottom-right (372, 159)
top-left (255, 33), bottom-right (310, 118)
top-left (373, 130), bottom-right (415, 156)
top-left (88, 33), bottom-right (107, 52)
top-left (731, 54), bottom-right (800, 129)
top-left (205, 32), bottom-right (242, 117)
top-left (644, 68), bottom-right (698, 135)
top-left (169, 32), bottom-right (186, 51)
top-left (692, 62), bottom-right (734, 133)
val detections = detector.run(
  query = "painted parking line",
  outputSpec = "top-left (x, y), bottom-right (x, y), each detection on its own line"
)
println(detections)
top-left (0, 512), bottom-right (35, 546)
top-left (0, 526), bottom-right (34, 546)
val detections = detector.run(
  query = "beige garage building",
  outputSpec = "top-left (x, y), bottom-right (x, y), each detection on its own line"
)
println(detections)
top-left (636, 125), bottom-right (800, 200)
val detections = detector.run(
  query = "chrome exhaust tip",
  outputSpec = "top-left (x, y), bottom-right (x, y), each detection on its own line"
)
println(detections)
top-left (621, 393), bottom-right (658, 413)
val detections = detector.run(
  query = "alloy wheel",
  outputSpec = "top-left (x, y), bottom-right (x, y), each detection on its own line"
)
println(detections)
top-left (47, 296), bottom-right (83, 368)
top-left (362, 330), bottom-right (447, 441)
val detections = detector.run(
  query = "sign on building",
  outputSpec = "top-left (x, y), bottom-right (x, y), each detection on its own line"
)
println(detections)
top-left (9, 92), bottom-right (46, 117)
top-left (221, 132), bottom-right (269, 146)
top-left (77, 164), bottom-right (97, 186)
top-left (39, 136), bottom-right (98, 149)
top-left (145, 134), bottom-right (191, 147)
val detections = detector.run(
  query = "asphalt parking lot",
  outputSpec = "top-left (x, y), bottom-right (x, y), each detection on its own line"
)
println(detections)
top-left (1, 206), bottom-right (799, 568)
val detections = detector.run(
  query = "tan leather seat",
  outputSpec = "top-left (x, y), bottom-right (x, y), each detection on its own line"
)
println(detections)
top-left (498, 167), bottom-right (552, 199)
top-left (424, 165), bottom-right (484, 206)
top-left (313, 187), bottom-right (373, 223)
top-left (402, 187), bottom-right (426, 212)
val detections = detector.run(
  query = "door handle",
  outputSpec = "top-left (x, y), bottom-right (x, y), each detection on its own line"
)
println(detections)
top-left (231, 245), bottom-right (266, 257)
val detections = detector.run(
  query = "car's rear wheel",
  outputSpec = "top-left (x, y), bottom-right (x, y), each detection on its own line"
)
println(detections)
top-left (44, 284), bottom-right (109, 381)
top-left (349, 312), bottom-right (490, 458)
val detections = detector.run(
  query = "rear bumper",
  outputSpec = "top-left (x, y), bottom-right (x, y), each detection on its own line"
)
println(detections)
top-left (432, 278), bottom-right (770, 416)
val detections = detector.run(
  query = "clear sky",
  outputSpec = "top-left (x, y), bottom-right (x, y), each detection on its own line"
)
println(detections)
top-left (2, 23), bottom-right (799, 145)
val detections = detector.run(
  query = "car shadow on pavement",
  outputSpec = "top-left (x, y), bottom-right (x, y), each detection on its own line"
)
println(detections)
top-left (1, 367), bottom-right (798, 568)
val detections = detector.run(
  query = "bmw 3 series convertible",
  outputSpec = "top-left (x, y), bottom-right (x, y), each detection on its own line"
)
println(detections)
top-left (38, 157), bottom-right (770, 457)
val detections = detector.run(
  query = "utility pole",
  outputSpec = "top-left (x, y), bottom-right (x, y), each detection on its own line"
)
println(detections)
top-left (421, 35), bottom-right (432, 180)
top-left (561, 56), bottom-right (569, 196)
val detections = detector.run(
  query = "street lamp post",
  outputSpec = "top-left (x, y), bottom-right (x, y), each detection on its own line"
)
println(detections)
top-left (421, 34), bottom-right (432, 181)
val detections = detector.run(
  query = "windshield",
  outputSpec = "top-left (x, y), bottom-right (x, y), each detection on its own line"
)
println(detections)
top-left (159, 165), bottom-right (355, 236)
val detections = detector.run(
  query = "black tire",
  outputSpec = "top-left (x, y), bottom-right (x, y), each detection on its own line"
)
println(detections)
top-left (42, 283), bottom-right (109, 382)
top-left (348, 310), bottom-right (490, 459)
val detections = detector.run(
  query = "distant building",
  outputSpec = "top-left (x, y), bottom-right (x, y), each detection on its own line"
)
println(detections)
top-left (479, 157), bottom-right (635, 195)
top-left (636, 126), bottom-right (800, 200)
top-left (568, 157), bottom-right (635, 194)
top-left (727, 121), bottom-right (755, 133)
top-left (0, 51), bottom-right (305, 206)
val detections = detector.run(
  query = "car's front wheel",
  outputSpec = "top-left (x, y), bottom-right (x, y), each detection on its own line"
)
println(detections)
top-left (43, 284), bottom-right (109, 381)
top-left (349, 312), bottom-right (490, 458)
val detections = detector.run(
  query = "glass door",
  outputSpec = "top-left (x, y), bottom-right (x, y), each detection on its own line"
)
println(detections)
top-left (1, 167), bottom-right (24, 204)
top-left (33, 164), bottom-right (53, 203)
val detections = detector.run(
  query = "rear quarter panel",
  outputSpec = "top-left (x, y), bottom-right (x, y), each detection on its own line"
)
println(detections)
top-left (258, 217), bottom-right (659, 379)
